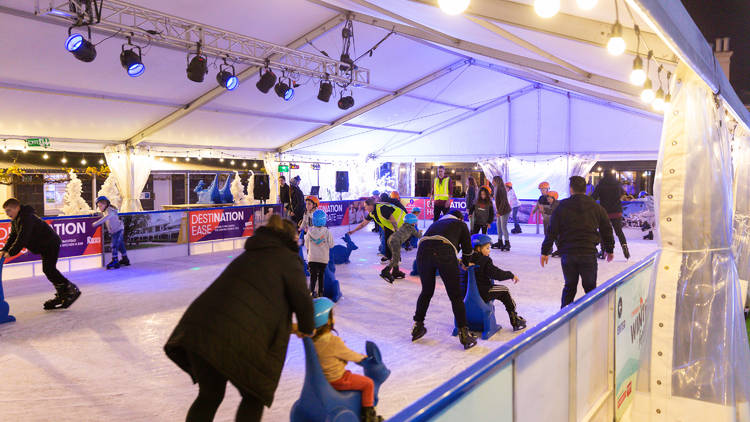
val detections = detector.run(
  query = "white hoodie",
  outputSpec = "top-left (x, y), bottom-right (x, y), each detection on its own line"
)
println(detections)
top-left (304, 226), bottom-right (334, 264)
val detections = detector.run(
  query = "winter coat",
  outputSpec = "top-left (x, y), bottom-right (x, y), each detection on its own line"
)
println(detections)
top-left (164, 226), bottom-right (314, 406)
top-left (592, 176), bottom-right (625, 216)
top-left (279, 184), bottom-right (290, 205)
top-left (1, 205), bottom-right (60, 256)
top-left (465, 185), bottom-right (478, 212)
top-left (290, 185), bottom-right (306, 220)
top-left (93, 206), bottom-right (124, 234)
top-left (305, 226), bottom-right (334, 264)
top-left (470, 253), bottom-right (515, 303)
top-left (469, 200), bottom-right (495, 226)
top-left (541, 194), bottom-right (615, 256)
top-left (494, 184), bottom-right (511, 216)
top-left (506, 188), bottom-right (521, 209)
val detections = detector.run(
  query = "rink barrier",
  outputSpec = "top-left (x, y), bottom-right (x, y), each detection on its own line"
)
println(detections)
top-left (388, 252), bottom-right (657, 422)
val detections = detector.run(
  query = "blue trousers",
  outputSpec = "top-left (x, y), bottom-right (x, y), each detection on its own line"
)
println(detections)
top-left (110, 230), bottom-right (128, 260)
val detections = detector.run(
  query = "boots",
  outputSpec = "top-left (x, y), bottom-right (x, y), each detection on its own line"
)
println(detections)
top-left (44, 283), bottom-right (81, 310)
top-left (458, 326), bottom-right (477, 350)
top-left (391, 266), bottom-right (406, 279)
top-left (106, 258), bottom-right (120, 269)
top-left (622, 244), bottom-right (631, 260)
top-left (362, 406), bottom-right (384, 422)
top-left (379, 267), bottom-right (395, 284)
top-left (511, 224), bottom-right (522, 234)
top-left (509, 312), bottom-right (527, 331)
top-left (643, 231), bottom-right (653, 240)
top-left (503, 240), bottom-right (510, 252)
top-left (119, 256), bottom-right (130, 266)
top-left (411, 321), bottom-right (427, 341)
top-left (491, 241), bottom-right (502, 249)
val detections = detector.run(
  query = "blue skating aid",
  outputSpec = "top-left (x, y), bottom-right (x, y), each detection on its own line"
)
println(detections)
top-left (299, 231), bottom-right (309, 277)
top-left (0, 257), bottom-right (16, 324)
top-left (452, 266), bottom-right (501, 340)
top-left (487, 221), bottom-right (498, 235)
top-left (323, 261), bottom-right (342, 303)
top-left (330, 233), bottom-right (358, 265)
top-left (290, 337), bottom-right (390, 422)
top-left (378, 230), bottom-right (386, 256)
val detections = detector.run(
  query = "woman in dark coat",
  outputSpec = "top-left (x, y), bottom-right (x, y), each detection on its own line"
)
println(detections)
top-left (492, 175), bottom-right (512, 251)
top-left (164, 215), bottom-right (315, 422)
top-left (592, 171), bottom-right (630, 259)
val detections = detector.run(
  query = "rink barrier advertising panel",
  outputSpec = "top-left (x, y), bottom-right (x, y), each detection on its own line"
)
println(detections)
top-left (104, 209), bottom-right (188, 253)
top-left (189, 207), bottom-right (254, 243)
top-left (0, 216), bottom-right (102, 264)
top-left (318, 201), bottom-right (351, 226)
top-left (388, 252), bottom-right (657, 422)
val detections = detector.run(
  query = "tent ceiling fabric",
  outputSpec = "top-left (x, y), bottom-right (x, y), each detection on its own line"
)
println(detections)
top-left (2, 0), bottom-right (718, 160)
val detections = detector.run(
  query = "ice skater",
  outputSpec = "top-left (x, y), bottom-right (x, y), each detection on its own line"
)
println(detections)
top-left (592, 170), bottom-right (631, 259)
top-left (381, 213), bottom-right (421, 283)
top-left (298, 195), bottom-right (319, 233)
top-left (348, 198), bottom-right (405, 265)
top-left (404, 207), bottom-right (422, 251)
top-left (532, 182), bottom-right (559, 256)
top-left (305, 210), bottom-right (334, 297)
top-left (506, 182), bottom-right (522, 234)
top-left (92, 196), bottom-right (130, 269)
top-left (469, 234), bottom-right (526, 331)
top-left (468, 186), bottom-right (494, 235)
top-left (312, 297), bottom-right (385, 422)
top-left (0, 198), bottom-right (81, 310)
top-left (491, 176), bottom-right (512, 251)
top-left (430, 165), bottom-right (453, 222)
top-left (412, 210), bottom-right (477, 350)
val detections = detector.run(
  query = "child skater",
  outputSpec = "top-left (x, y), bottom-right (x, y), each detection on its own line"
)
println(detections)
top-left (469, 234), bottom-right (527, 331)
top-left (299, 195), bottom-right (320, 233)
top-left (404, 207), bottom-right (421, 251)
top-left (312, 297), bottom-right (384, 422)
top-left (305, 209), bottom-right (333, 297)
top-left (381, 213), bottom-right (422, 283)
top-left (93, 196), bottom-right (129, 269)
top-left (468, 186), bottom-right (494, 234)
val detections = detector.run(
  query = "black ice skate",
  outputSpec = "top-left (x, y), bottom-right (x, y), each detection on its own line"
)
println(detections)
top-left (379, 268), bottom-right (395, 284)
top-left (44, 284), bottom-right (81, 310)
top-left (411, 321), bottom-right (427, 341)
top-left (119, 256), bottom-right (130, 266)
top-left (551, 250), bottom-right (560, 258)
top-left (458, 326), bottom-right (477, 350)
top-left (380, 257), bottom-right (389, 263)
top-left (362, 406), bottom-right (384, 422)
top-left (511, 225), bottom-right (522, 234)
top-left (644, 231), bottom-right (654, 240)
top-left (391, 267), bottom-right (406, 279)
top-left (502, 240), bottom-right (511, 252)
top-left (491, 242), bottom-right (502, 249)
top-left (622, 244), bottom-right (631, 260)
top-left (509, 312), bottom-right (527, 331)
top-left (106, 259), bottom-right (120, 269)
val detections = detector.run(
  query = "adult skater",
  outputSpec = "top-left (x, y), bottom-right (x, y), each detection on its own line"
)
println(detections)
top-left (0, 198), bottom-right (81, 310)
top-left (288, 175), bottom-right (306, 226)
top-left (491, 175), bottom-right (512, 251)
top-left (540, 176), bottom-right (615, 308)
top-left (348, 198), bottom-right (405, 264)
top-left (412, 209), bottom-right (477, 350)
top-left (465, 176), bottom-right (478, 231)
top-left (592, 171), bottom-right (630, 259)
top-left (430, 166), bottom-right (454, 222)
top-left (164, 214), bottom-right (314, 422)
top-left (506, 182), bottom-right (522, 234)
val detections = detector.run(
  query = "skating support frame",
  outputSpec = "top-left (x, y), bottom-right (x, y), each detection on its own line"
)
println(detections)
top-left (0, 258), bottom-right (16, 324)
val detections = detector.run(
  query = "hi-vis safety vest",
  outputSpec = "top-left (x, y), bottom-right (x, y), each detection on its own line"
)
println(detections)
top-left (371, 203), bottom-right (405, 232)
top-left (434, 177), bottom-right (450, 201)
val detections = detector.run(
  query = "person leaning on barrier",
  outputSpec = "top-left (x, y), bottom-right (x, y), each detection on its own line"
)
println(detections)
top-left (540, 176), bottom-right (615, 308)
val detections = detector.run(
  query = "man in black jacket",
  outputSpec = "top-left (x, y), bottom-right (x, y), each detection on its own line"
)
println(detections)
top-left (0, 198), bottom-right (81, 309)
top-left (288, 176), bottom-right (305, 225)
top-left (541, 177), bottom-right (615, 308)
top-left (412, 210), bottom-right (477, 350)
top-left (279, 176), bottom-right (290, 216)
top-left (592, 171), bottom-right (630, 259)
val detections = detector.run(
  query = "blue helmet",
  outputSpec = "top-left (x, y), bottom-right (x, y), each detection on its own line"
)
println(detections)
top-left (312, 209), bottom-right (327, 227)
top-left (471, 234), bottom-right (493, 249)
top-left (404, 214), bottom-right (418, 225)
top-left (412, 207), bottom-right (421, 214)
top-left (638, 191), bottom-right (648, 198)
top-left (313, 297), bottom-right (335, 328)
top-left (372, 190), bottom-right (380, 196)
top-left (95, 196), bottom-right (110, 206)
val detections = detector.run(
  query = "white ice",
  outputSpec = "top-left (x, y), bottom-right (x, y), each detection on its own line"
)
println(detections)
top-left (0, 223), bottom-right (656, 421)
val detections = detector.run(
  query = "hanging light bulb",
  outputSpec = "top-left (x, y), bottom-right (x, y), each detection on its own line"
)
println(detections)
top-left (2, 142), bottom-right (7, 153)
top-left (641, 79), bottom-right (655, 104)
top-left (630, 56), bottom-right (646, 86)
top-left (663, 93), bottom-right (672, 111)
top-left (534, 0), bottom-right (560, 18)
top-left (159, 157), bottom-right (164, 161)
top-left (607, 22), bottom-right (626, 56)
top-left (22, 143), bottom-right (28, 153)
top-left (230, 160), bottom-right (236, 165)
top-left (242, 161), bottom-right (247, 167)
top-left (172, 157), bottom-right (177, 162)
top-left (43, 152), bottom-right (49, 160)
top-left (438, 0), bottom-right (470, 15)
top-left (61, 156), bottom-right (68, 164)
top-left (81, 157), bottom-right (87, 165)
top-left (652, 88), bottom-right (665, 112)
top-left (220, 157), bottom-right (225, 163)
top-left (576, 0), bottom-right (598, 10)
top-left (98, 158), bottom-right (104, 165)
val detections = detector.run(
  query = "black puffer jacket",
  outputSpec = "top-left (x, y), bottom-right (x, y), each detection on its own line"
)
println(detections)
top-left (541, 194), bottom-right (614, 256)
top-left (470, 254), bottom-right (514, 303)
top-left (290, 185), bottom-right (306, 221)
top-left (592, 176), bottom-right (625, 214)
top-left (1, 205), bottom-right (60, 256)
top-left (164, 226), bottom-right (314, 406)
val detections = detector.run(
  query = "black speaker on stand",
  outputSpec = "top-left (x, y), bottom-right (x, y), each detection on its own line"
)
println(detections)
top-left (336, 171), bottom-right (349, 201)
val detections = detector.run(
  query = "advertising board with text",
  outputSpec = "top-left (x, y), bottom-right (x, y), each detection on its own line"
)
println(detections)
top-left (189, 207), bottom-right (254, 242)
top-left (0, 217), bottom-right (102, 263)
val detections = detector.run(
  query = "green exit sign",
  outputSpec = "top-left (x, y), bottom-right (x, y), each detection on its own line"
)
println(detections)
top-left (26, 138), bottom-right (50, 148)
top-left (278, 165), bottom-right (289, 172)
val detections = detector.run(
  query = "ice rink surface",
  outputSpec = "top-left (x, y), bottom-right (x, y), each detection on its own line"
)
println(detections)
top-left (0, 223), bottom-right (655, 421)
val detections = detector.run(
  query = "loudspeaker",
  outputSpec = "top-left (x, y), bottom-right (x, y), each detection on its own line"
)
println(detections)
top-left (253, 174), bottom-right (270, 200)
top-left (335, 171), bottom-right (349, 193)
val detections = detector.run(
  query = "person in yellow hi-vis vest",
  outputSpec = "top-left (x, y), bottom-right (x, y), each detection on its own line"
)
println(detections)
top-left (430, 166), bottom-right (454, 222)
top-left (348, 198), bottom-right (405, 264)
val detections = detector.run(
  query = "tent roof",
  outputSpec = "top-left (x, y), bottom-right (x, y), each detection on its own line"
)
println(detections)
top-left (0, 0), bottom-right (741, 161)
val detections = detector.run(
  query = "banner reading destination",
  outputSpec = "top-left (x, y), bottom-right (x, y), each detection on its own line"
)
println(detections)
top-left (0, 216), bottom-right (102, 263)
top-left (318, 201), bottom-right (351, 226)
top-left (189, 207), bottom-right (254, 243)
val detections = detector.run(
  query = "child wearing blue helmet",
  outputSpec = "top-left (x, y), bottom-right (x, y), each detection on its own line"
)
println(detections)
top-left (404, 207), bottom-right (421, 251)
top-left (93, 196), bottom-right (129, 269)
top-left (470, 234), bottom-right (527, 331)
top-left (305, 209), bottom-right (334, 297)
top-left (381, 213), bottom-right (422, 283)
top-left (312, 298), bottom-right (384, 422)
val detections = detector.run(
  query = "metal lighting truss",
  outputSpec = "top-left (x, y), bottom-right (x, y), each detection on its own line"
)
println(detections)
top-left (36, 0), bottom-right (370, 86)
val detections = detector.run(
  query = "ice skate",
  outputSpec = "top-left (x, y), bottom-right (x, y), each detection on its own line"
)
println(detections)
top-left (503, 240), bottom-right (511, 252)
top-left (119, 256), bottom-right (130, 266)
top-left (43, 292), bottom-right (64, 310)
top-left (643, 231), bottom-right (653, 240)
top-left (106, 258), bottom-right (120, 269)
top-left (458, 326), bottom-right (477, 350)
top-left (380, 257), bottom-right (389, 263)
top-left (379, 268), bottom-right (395, 284)
top-left (362, 406), bottom-right (384, 422)
top-left (551, 250), bottom-right (560, 258)
top-left (509, 312), bottom-right (527, 331)
top-left (622, 244), bottom-right (631, 260)
top-left (411, 321), bottom-right (426, 341)
top-left (491, 242), bottom-right (502, 249)
top-left (391, 267), bottom-right (406, 279)
top-left (44, 284), bottom-right (81, 310)
top-left (597, 250), bottom-right (605, 259)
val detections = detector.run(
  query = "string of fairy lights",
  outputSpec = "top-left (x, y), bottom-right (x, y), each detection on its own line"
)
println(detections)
top-left (437, 0), bottom-right (674, 113)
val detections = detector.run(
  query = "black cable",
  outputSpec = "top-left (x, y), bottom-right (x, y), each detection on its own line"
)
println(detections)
top-left (354, 31), bottom-right (394, 63)
top-left (94, 28), bottom-right (122, 46)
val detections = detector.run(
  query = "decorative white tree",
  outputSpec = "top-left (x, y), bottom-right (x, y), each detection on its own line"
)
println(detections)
top-left (96, 174), bottom-right (122, 210)
top-left (231, 170), bottom-right (251, 205)
top-left (61, 170), bottom-right (93, 215)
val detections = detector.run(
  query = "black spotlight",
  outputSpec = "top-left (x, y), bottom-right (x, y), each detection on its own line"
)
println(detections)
top-left (65, 28), bottom-right (97, 62)
top-left (256, 68), bottom-right (277, 93)
top-left (216, 61), bottom-right (238, 90)
top-left (339, 53), bottom-right (355, 72)
top-left (338, 93), bottom-right (354, 110)
top-left (186, 54), bottom-right (208, 83)
top-left (317, 80), bottom-right (333, 102)
top-left (120, 45), bottom-right (144, 77)
top-left (274, 79), bottom-right (294, 101)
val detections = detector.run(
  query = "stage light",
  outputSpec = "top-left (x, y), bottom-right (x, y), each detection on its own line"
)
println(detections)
top-left (216, 61), bottom-right (238, 90)
top-left (652, 88), bottom-right (665, 112)
top-left (120, 45), bottom-right (144, 77)
top-left (534, 0), bottom-right (560, 18)
top-left (65, 30), bottom-right (97, 62)
top-left (274, 79), bottom-right (294, 101)
top-left (438, 0), bottom-right (470, 15)
top-left (640, 79), bottom-right (655, 104)
top-left (317, 80), bottom-right (333, 102)
top-left (576, 0), bottom-right (597, 10)
top-left (99, 158), bottom-right (104, 164)
top-left (186, 53), bottom-right (208, 83)
top-left (338, 93), bottom-right (355, 110)
top-left (256, 68), bottom-right (277, 93)
top-left (607, 22), bottom-right (626, 56)
top-left (629, 56), bottom-right (646, 86)
top-left (43, 153), bottom-right (49, 160)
